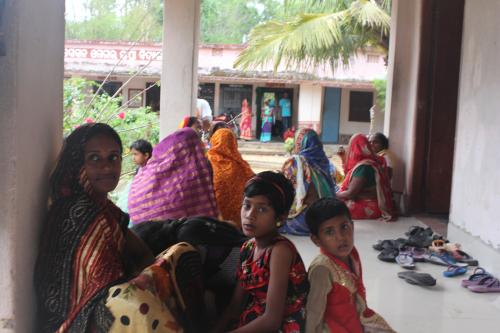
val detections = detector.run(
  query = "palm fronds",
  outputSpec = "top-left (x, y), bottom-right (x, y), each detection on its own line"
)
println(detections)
top-left (235, 0), bottom-right (391, 71)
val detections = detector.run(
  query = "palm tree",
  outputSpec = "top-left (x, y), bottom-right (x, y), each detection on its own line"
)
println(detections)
top-left (234, 0), bottom-right (391, 71)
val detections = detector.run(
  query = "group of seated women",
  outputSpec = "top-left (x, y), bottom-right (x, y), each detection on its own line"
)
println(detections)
top-left (34, 122), bottom-right (395, 332)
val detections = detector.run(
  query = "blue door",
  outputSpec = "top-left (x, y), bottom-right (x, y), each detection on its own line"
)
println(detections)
top-left (321, 87), bottom-right (341, 143)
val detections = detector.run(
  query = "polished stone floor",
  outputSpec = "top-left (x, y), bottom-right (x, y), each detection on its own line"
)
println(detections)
top-left (289, 217), bottom-right (500, 333)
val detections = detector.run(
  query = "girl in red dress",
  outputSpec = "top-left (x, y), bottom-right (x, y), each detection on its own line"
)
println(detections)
top-left (214, 171), bottom-right (308, 333)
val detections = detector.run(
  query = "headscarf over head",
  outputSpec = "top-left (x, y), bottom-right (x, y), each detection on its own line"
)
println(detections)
top-left (49, 123), bottom-right (123, 205)
top-left (341, 133), bottom-right (395, 220)
top-left (207, 128), bottom-right (254, 226)
top-left (294, 128), bottom-right (332, 178)
top-left (128, 128), bottom-right (219, 223)
top-left (282, 128), bottom-right (335, 217)
top-left (343, 133), bottom-right (385, 174)
top-left (36, 123), bottom-right (127, 333)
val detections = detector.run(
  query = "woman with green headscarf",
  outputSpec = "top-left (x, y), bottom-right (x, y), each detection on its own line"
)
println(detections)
top-left (280, 128), bottom-right (336, 235)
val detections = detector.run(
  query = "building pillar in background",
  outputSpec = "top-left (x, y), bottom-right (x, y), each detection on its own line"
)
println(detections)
top-left (160, 0), bottom-right (200, 138)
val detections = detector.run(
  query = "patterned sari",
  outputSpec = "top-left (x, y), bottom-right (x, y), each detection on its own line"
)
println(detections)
top-left (339, 133), bottom-right (395, 221)
top-left (128, 128), bottom-right (219, 224)
top-left (239, 99), bottom-right (253, 140)
top-left (207, 128), bottom-right (254, 228)
top-left (34, 124), bottom-right (182, 333)
top-left (281, 128), bottom-right (336, 235)
top-left (260, 105), bottom-right (273, 142)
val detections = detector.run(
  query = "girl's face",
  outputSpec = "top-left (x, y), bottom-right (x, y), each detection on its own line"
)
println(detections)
top-left (311, 215), bottom-right (354, 263)
top-left (84, 134), bottom-right (122, 197)
top-left (131, 148), bottom-right (149, 167)
top-left (241, 195), bottom-right (278, 238)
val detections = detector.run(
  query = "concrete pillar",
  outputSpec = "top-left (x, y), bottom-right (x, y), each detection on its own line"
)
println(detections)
top-left (160, 0), bottom-right (200, 138)
top-left (0, 0), bottom-right (65, 331)
top-left (214, 82), bottom-right (221, 115)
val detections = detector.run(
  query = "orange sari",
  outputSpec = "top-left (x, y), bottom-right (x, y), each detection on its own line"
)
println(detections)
top-left (207, 128), bottom-right (255, 228)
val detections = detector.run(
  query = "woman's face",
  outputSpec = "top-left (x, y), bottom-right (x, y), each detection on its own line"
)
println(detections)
top-left (369, 135), bottom-right (383, 153)
top-left (241, 195), bottom-right (277, 238)
top-left (190, 119), bottom-right (203, 136)
top-left (83, 134), bottom-right (122, 197)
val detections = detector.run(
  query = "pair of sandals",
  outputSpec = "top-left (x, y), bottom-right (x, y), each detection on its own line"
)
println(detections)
top-left (405, 226), bottom-right (444, 248)
top-left (429, 240), bottom-right (478, 266)
top-left (461, 267), bottom-right (500, 293)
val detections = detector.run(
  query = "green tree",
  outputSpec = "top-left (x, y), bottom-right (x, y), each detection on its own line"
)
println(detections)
top-left (64, 77), bottom-right (159, 176)
top-left (65, 0), bottom-right (163, 42)
top-left (200, 0), bottom-right (284, 44)
top-left (235, 0), bottom-right (391, 71)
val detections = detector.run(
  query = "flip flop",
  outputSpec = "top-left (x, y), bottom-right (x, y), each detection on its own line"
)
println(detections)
top-left (461, 267), bottom-right (491, 287)
top-left (399, 246), bottom-right (428, 262)
top-left (424, 252), bottom-right (468, 267)
top-left (377, 248), bottom-right (399, 263)
top-left (429, 239), bottom-right (446, 253)
top-left (398, 271), bottom-right (437, 287)
top-left (443, 265), bottom-right (468, 277)
top-left (468, 277), bottom-right (500, 293)
top-left (453, 250), bottom-right (479, 266)
top-left (396, 253), bottom-right (416, 270)
top-left (373, 238), bottom-right (407, 251)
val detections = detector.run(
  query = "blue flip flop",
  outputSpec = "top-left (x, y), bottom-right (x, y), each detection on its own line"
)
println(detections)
top-left (443, 265), bottom-right (468, 277)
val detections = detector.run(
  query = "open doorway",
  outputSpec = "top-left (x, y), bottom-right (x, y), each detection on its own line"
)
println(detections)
top-left (255, 87), bottom-right (294, 140)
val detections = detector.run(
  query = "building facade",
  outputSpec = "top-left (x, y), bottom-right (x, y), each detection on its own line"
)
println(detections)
top-left (64, 40), bottom-right (387, 143)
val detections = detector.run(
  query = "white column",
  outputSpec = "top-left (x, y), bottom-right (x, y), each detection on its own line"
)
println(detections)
top-left (160, 0), bottom-right (200, 138)
top-left (0, 0), bottom-right (65, 331)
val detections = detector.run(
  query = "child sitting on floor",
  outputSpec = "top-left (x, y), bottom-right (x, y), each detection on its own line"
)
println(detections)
top-left (305, 198), bottom-right (395, 333)
top-left (213, 171), bottom-right (309, 333)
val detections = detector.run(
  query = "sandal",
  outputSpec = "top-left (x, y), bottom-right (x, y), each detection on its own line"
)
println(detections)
top-left (468, 277), bottom-right (500, 293)
top-left (424, 252), bottom-right (468, 267)
top-left (396, 253), bottom-right (416, 270)
top-left (398, 271), bottom-right (436, 287)
top-left (453, 250), bottom-right (479, 266)
top-left (461, 267), bottom-right (491, 287)
top-left (443, 265), bottom-right (468, 277)
top-left (377, 248), bottom-right (399, 263)
top-left (429, 239), bottom-right (446, 252)
top-left (399, 246), bottom-right (428, 262)
top-left (373, 238), bottom-right (407, 251)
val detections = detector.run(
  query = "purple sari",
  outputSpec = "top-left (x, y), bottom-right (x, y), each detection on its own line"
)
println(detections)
top-left (128, 128), bottom-right (219, 223)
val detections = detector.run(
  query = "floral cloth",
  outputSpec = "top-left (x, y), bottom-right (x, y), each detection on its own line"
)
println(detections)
top-left (236, 236), bottom-right (308, 332)
top-left (281, 128), bottom-right (336, 235)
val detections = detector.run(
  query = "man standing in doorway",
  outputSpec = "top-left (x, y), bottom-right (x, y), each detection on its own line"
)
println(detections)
top-left (279, 92), bottom-right (291, 132)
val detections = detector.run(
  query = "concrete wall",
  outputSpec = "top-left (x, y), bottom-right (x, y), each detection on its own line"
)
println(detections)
top-left (297, 84), bottom-right (323, 133)
top-left (385, 0), bottom-right (422, 195)
top-left (0, 0), bottom-right (65, 331)
top-left (449, 0), bottom-right (500, 249)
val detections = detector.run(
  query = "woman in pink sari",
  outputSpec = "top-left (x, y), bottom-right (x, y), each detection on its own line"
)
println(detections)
top-left (128, 128), bottom-right (219, 224)
top-left (337, 133), bottom-right (396, 221)
top-left (239, 98), bottom-right (253, 140)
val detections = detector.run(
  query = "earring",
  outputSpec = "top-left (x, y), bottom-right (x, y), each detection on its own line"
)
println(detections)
top-left (276, 221), bottom-right (282, 227)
